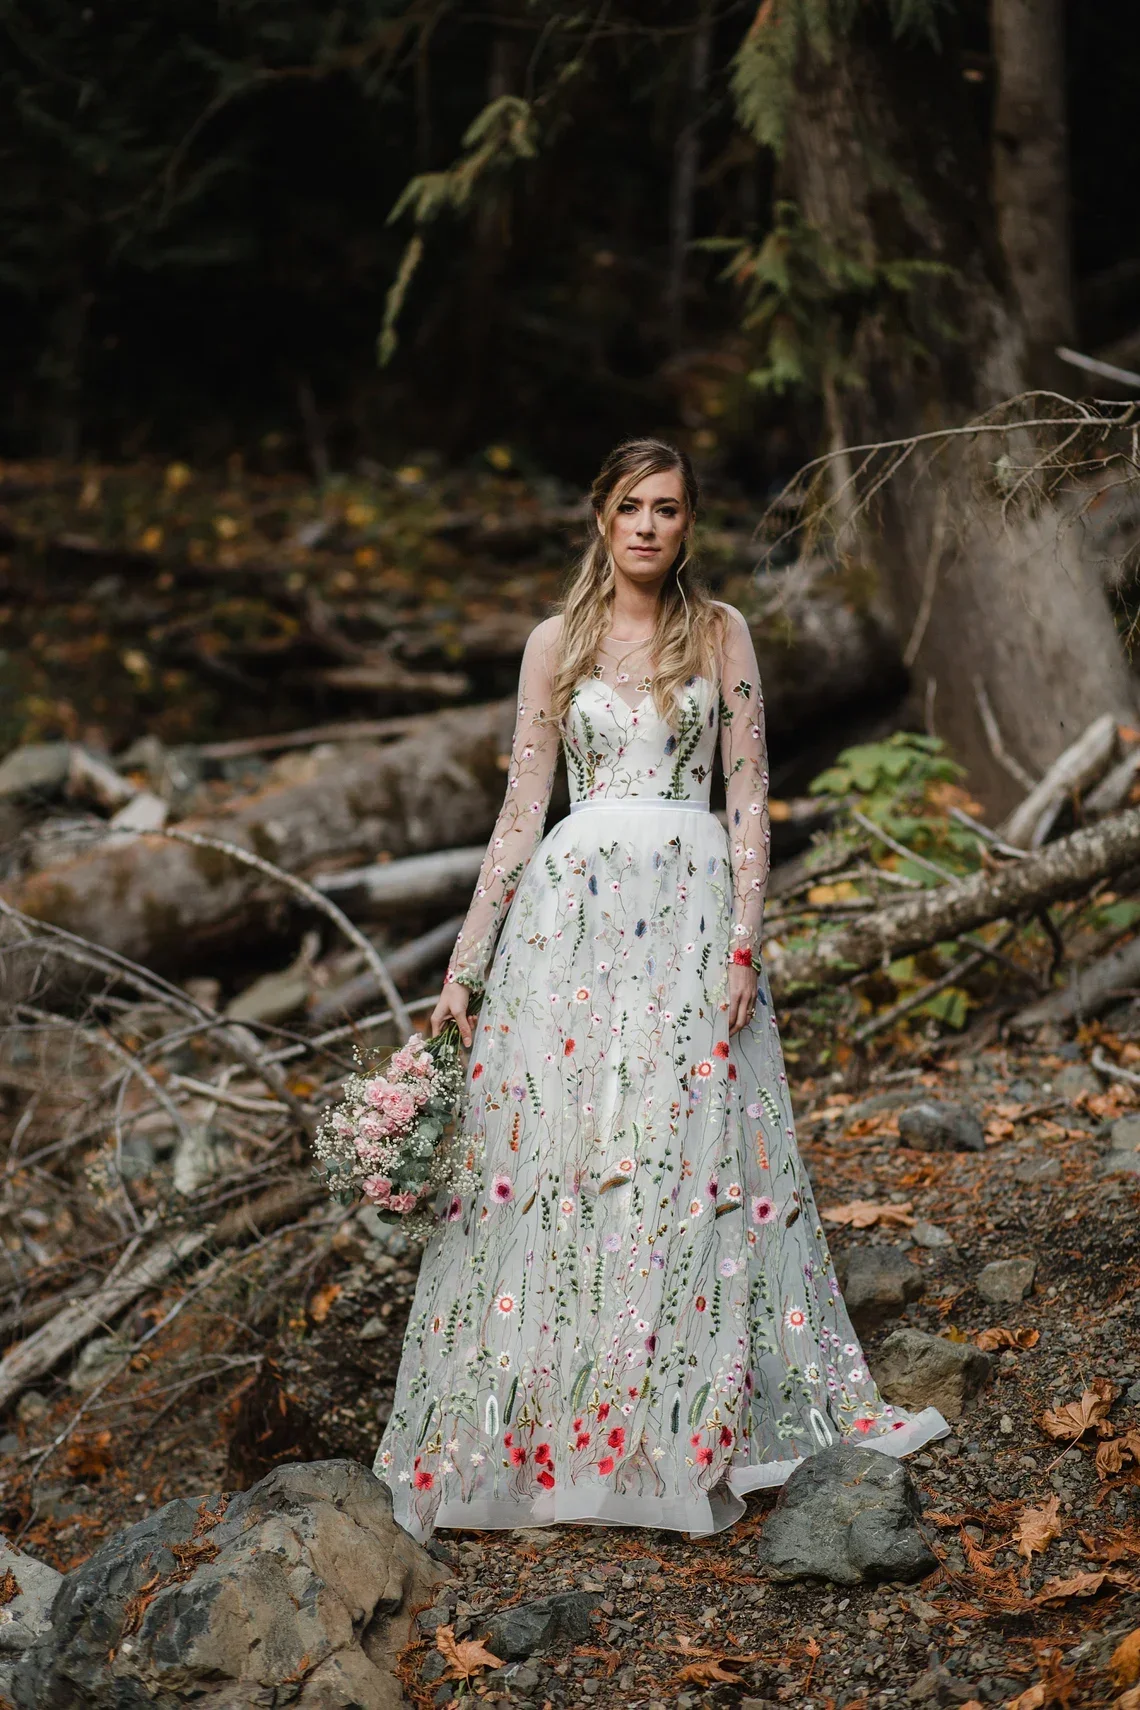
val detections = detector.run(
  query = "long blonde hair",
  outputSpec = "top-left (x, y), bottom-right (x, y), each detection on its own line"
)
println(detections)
top-left (550, 439), bottom-right (724, 729)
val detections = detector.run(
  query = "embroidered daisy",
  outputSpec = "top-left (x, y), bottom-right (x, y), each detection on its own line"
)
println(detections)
top-left (784, 1306), bottom-right (807, 1332)
top-left (495, 1294), bottom-right (516, 1316)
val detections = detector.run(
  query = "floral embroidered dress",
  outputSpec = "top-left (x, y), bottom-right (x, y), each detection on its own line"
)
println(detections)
top-left (375, 607), bottom-right (948, 1538)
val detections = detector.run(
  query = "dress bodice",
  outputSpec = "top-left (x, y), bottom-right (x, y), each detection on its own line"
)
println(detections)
top-left (445, 607), bottom-right (771, 988)
top-left (564, 675), bottom-right (718, 805)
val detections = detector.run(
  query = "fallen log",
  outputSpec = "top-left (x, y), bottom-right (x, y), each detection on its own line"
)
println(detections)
top-left (309, 914), bottom-right (464, 1026)
top-left (1000, 714), bottom-right (1119, 849)
top-left (313, 846), bottom-right (484, 915)
top-left (1010, 934), bottom-right (1140, 1033)
top-left (768, 805), bottom-right (1140, 1000)
top-left (1, 700), bottom-right (514, 985)
top-left (0, 1177), bottom-right (322, 1415)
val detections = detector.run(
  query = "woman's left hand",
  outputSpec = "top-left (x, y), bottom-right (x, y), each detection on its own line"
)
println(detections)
top-left (728, 963), bottom-right (758, 1035)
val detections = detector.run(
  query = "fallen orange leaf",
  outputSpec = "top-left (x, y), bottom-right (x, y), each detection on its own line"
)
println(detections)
top-left (976, 1326), bottom-right (1040, 1351)
top-left (677, 1657), bottom-right (747, 1685)
top-left (0, 1569), bottom-right (19, 1607)
top-left (1006, 1689), bottom-right (1048, 1710)
top-left (434, 1625), bottom-right (504, 1682)
top-left (1112, 1630), bottom-right (1140, 1691)
top-left (1097, 1431), bottom-right (1140, 1480)
top-left (1039, 1377), bottom-right (1118, 1443)
top-left (1115, 1687), bottom-right (1140, 1710)
top-left (820, 1199), bottom-right (915, 1229)
top-left (1034, 1568), bottom-right (1137, 1603)
top-left (1013, 1495), bottom-right (1063, 1562)
top-left (308, 1282), bottom-right (342, 1325)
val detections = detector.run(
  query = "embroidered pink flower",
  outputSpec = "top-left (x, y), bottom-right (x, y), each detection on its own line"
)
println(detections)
top-left (491, 1174), bottom-right (514, 1203)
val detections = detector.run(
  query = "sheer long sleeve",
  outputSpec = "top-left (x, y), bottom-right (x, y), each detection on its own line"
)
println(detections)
top-left (718, 605), bottom-right (770, 961)
top-left (445, 621), bottom-right (561, 990)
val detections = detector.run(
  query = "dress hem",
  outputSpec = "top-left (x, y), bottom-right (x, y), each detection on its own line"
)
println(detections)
top-left (391, 1406), bottom-right (951, 1541)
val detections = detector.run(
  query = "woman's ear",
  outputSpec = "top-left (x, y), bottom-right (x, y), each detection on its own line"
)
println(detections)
top-left (594, 508), bottom-right (605, 538)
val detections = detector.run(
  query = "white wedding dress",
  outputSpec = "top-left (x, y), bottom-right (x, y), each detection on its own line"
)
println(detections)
top-left (375, 609), bottom-right (948, 1538)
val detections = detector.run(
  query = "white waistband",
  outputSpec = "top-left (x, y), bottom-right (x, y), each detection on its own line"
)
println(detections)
top-left (569, 797), bottom-right (709, 814)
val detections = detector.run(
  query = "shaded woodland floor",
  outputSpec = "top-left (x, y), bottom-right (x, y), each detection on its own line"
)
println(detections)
top-left (2, 1025), bottom-right (1138, 1710)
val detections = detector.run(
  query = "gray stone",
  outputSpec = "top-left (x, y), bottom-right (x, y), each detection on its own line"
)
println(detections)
top-left (755, 1444), bottom-right (938, 1586)
top-left (834, 1245), bottom-right (925, 1332)
top-left (67, 1336), bottom-right (128, 1393)
top-left (1051, 1063), bottom-right (1101, 1102)
top-left (487, 1660), bottom-right (543, 1694)
top-left (356, 1205), bottom-right (417, 1258)
top-left (1102, 1116), bottom-right (1140, 1176)
top-left (908, 1665), bottom-right (979, 1706)
top-left (976, 1256), bottom-right (1037, 1304)
top-left (1013, 1155), bottom-right (1062, 1185)
top-left (911, 1220), bottom-right (955, 1249)
top-left (1126, 1378), bottom-right (1140, 1404)
top-left (869, 1328), bottom-right (994, 1423)
top-left (12, 1459), bottom-right (446, 1710)
top-left (14, 1394), bottom-right (46, 1424)
top-left (478, 1592), bottom-right (599, 1661)
top-left (0, 1537), bottom-right (62, 1679)
top-left (897, 1101), bottom-right (985, 1154)
top-left (0, 744), bottom-right (72, 800)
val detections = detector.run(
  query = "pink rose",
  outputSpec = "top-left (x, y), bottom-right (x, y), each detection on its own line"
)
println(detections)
top-left (361, 1175), bottom-right (392, 1203)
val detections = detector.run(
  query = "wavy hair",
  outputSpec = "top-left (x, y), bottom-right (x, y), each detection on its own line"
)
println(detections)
top-left (550, 438), bottom-right (723, 729)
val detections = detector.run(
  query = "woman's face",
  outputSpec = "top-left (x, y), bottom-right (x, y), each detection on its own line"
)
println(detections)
top-left (602, 469), bottom-right (689, 587)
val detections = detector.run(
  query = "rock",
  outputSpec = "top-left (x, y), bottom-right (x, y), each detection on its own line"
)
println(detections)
top-left (870, 1328), bottom-right (994, 1423)
top-left (0, 1537), bottom-right (63, 1696)
top-left (0, 743), bottom-right (72, 800)
top-left (1127, 1378), bottom-right (1140, 1404)
top-left (897, 1101), bottom-right (985, 1154)
top-left (478, 1592), bottom-right (599, 1661)
top-left (12, 1459), bottom-right (447, 1710)
top-left (1102, 1115), bottom-right (1140, 1176)
top-left (907, 1664), bottom-right (979, 1705)
top-left (755, 1444), bottom-right (938, 1586)
top-left (833, 1245), bottom-right (925, 1332)
top-left (172, 1123), bottom-right (219, 1196)
top-left (911, 1219), bottom-right (955, 1249)
top-left (1051, 1063), bottom-right (1101, 1101)
top-left (356, 1205), bottom-right (417, 1259)
top-left (107, 790), bottom-right (168, 833)
top-left (1013, 1155), bottom-right (1062, 1185)
top-left (976, 1256), bottom-right (1037, 1304)
top-left (487, 1660), bottom-right (544, 1695)
top-left (67, 1336), bottom-right (128, 1393)
top-left (14, 1393), bottom-right (47, 1425)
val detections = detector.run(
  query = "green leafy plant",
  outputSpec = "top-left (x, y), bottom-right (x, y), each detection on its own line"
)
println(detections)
top-left (809, 731), bottom-right (980, 879)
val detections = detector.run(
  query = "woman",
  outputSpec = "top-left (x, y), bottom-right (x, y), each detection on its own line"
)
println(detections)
top-left (375, 438), bottom-right (948, 1539)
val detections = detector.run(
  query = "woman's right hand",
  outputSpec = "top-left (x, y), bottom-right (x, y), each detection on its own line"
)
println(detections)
top-left (431, 980), bottom-right (474, 1049)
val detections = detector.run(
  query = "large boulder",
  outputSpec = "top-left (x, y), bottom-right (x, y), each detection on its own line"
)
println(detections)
top-left (756, 1444), bottom-right (937, 1586)
top-left (13, 1459), bottom-right (448, 1710)
top-left (834, 1245), bottom-right (925, 1332)
top-left (870, 1328), bottom-right (994, 1422)
top-left (1102, 1115), bottom-right (1140, 1177)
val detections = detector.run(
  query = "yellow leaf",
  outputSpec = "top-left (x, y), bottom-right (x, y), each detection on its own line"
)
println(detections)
top-left (1111, 1630), bottom-right (1140, 1691)
top-left (395, 464), bottom-right (424, 486)
top-left (165, 461), bottom-right (193, 492)
top-left (485, 444), bottom-right (513, 471)
top-left (807, 881), bottom-right (860, 905)
top-left (344, 501), bottom-right (376, 528)
top-left (434, 1624), bottom-right (504, 1680)
top-left (138, 525), bottom-right (163, 552)
top-left (767, 798), bottom-right (791, 821)
top-left (213, 514), bottom-right (240, 540)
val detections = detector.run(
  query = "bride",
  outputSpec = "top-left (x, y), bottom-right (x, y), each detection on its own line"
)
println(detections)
top-left (375, 437), bottom-right (948, 1538)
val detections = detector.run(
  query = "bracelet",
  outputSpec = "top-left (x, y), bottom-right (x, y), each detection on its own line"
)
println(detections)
top-left (729, 947), bottom-right (755, 969)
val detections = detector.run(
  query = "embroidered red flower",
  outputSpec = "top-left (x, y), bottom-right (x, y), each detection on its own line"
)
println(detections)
top-left (413, 1469), bottom-right (434, 1490)
top-left (535, 1442), bottom-right (552, 1466)
top-left (695, 1446), bottom-right (714, 1466)
top-left (596, 1402), bottom-right (610, 1421)
top-left (564, 1038), bottom-right (576, 1056)
top-left (572, 1417), bottom-right (583, 1432)
top-left (690, 1433), bottom-right (701, 1448)
top-left (728, 1063), bottom-right (737, 1081)
top-left (694, 1295), bottom-right (707, 1312)
top-left (509, 1445), bottom-right (527, 1466)
top-left (597, 1455), bottom-right (615, 1475)
top-left (713, 1041), bottom-right (730, 1059)
top-left (471, 1063), bottom-right (484, 1080)
top-left (575, 1432), bottom-right (591, 1449)
top-left (719, 1425), bottom-right (734, 1447)
top-left (537, 1469), bottom-right (555, 1490)
top-left (606, 1426), bottom-right (625, 1451)
top-left (852, 1417), bottom-right (874, 1434)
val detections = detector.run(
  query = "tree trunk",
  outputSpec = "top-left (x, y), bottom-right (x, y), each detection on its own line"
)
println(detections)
top-left (666, 0), bottom-right (715, 346)
top-left (991, 0), bottom-right (1074, 385)
top-left (780, 16), bottom-right (1135, 818)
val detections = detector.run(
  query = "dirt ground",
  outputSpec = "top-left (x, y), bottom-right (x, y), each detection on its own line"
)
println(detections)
top-left (3, 1023), bottom-right (1138, 1710)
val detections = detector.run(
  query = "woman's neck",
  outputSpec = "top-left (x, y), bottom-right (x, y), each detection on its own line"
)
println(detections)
top-left (608, 579), bottom-right (664, 642)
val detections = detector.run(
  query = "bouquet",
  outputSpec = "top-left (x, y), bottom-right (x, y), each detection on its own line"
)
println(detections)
top-left (313, 1023), bottom-right (472, 1236)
